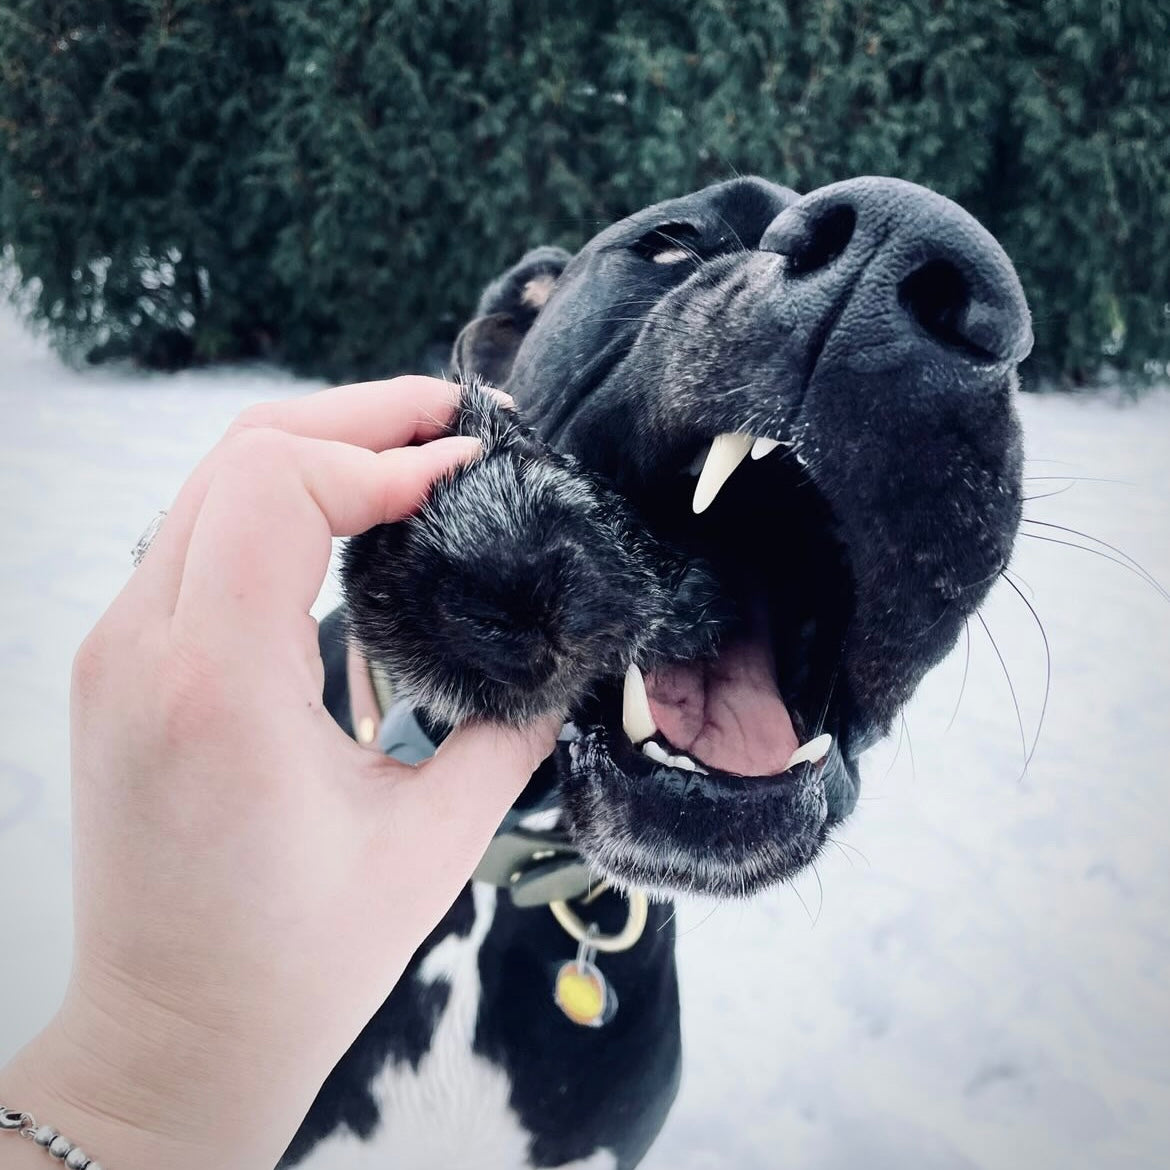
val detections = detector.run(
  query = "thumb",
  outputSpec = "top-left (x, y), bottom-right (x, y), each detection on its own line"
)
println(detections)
top-left (392, 714), bottom-right (562, 878)
top-left (431, 713), bottom-right (562, 813)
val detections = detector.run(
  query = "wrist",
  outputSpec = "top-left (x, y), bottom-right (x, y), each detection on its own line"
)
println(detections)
top-left (0, 983), bottom-right (321, 1170)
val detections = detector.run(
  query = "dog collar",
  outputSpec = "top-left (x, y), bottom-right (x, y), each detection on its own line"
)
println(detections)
top-left (471, 826), bottom-right (596, 905)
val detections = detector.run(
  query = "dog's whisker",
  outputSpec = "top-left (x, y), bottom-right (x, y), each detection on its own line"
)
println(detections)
top-left (568, 296), bottom-right (690, 335)
top-left (660, 233), bottom-right (707, 267)
top-left (573, 296), bottom-right (677, 322)
top-left (676, 902), bottom-right (721, 938)
top-left (707, 152), bottom-right (745, 185)
top-left (827, 837), bottom-right (857, 869)
top-left (1024, 473), bottom-right (1134, 486)
top-left (787, 872), bottom-right (819, 927)
top-left (579, 297), bottom-right (707, 333)
top-left (592, 316), bottom-right (696, 338)
top-left (901, 711), bottom-right (918, 787)
top-left (708, 207), bottom-right (751, 255)
top-left (1002, 569), bottom-right (1052, 777)
top-left (813, 653), bottom-right (843, 742)
top-left (828, 836), bottom-right (871, 868)
top-left (1017, 531), bottom-right (1169, 595)
top-left (879, 706), bottom-right (903, 781)
top-left (655, 904), bottom-right (680, 933)
top-left (811, 861), bottom-right (825, 926)
top-left (1004, 569), bottom-right (1038, 603)
top-left (944, 618), bottom-right (972, 734)
top-left (975, 611), bottom-right (1030, 779)
top-left (1023, 484), bottom-right (1078, 502)
top-left (1020, 519), bottom-right (1169, 601)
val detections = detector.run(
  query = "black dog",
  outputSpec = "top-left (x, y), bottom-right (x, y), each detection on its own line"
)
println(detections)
top-left (283, 176), bottom-right (1031, 1169)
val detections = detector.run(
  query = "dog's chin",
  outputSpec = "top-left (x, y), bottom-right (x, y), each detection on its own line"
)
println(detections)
top-left (559, 724), bottom-right (855, 899)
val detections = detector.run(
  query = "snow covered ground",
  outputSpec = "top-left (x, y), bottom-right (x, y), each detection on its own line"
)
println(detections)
top-left (1, 303), bottom-right (1168, 1170)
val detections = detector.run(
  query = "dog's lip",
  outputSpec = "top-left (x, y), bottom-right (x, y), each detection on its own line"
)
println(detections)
top-left (569, 712), bottom-right (836, 802)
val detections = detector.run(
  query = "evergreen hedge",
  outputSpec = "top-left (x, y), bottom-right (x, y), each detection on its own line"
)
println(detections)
top-left (2, 0), bottom-right (1167, 384)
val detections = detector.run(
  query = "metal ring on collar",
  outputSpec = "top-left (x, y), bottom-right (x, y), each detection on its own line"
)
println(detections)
top-left (548, 889), bottom-right (649, 953)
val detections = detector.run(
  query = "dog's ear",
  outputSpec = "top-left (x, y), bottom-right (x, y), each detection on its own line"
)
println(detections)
top-left (453, 245), bottom-right (570, 386)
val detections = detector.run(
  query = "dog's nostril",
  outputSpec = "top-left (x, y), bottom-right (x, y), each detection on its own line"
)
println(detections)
top-left (898, 258), bottom-right (997, 361)
top-left (782, 204), bottom-right (856, 275)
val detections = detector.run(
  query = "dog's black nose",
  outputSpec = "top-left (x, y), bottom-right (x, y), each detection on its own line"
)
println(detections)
top-left (760, 176), bottom-right (1032, 365)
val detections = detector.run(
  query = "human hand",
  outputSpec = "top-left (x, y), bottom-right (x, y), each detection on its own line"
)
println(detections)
top-left (0, 378), bottom-right (559, 1170)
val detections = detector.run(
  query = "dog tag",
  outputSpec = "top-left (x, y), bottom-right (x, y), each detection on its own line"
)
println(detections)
top-left (553, 930), bottom-right (617, 1027)
top-left (554, 960), bottom-right (609, 1027)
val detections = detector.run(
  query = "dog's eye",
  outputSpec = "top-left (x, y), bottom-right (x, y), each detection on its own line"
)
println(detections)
top-left (631, 223), bottom-right (704, 266)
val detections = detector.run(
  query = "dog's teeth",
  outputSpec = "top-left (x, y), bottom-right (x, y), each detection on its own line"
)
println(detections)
top-left (641, 737), bottom-right (710, 774)
top-left (557, 721), bottom-right (582, 742)
top-left (667, 752), bottom-right (709, 775)
top-left (750, 436), bottom-right (783, 461)
top-left (785, 733), bottom-right (833, 771)
top-left (622, 664), bottom-right (657, 744)
top-left (642, 740), bottom-right (671, 764)
top-left (693, 432), bottom-right (754, 513)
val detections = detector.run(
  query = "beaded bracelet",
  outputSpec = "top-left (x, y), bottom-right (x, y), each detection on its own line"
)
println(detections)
top-left (0, 1106), bottom-right (105, 1168)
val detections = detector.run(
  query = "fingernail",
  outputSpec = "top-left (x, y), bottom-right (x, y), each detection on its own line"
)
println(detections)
top-left (484, 386), bottom-right (516, 410)
top-left (433, 435), bottom-right (484, 463)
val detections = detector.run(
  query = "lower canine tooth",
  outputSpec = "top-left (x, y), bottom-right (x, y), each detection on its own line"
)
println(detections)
top-left (785, 733), bottom-right (833, 771)
top-left (693, 432), bottom-right (754, 513)
top-left (622, 664), bottom-right (657, 744)
top-left (642, 740), bottom-right (671, 765)
top-left (750, 436), bottom-right (782, 460)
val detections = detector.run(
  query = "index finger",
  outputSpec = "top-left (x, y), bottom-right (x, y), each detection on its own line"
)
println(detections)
top-left (173, 430), bottom-right (482, 655)
top-left (233, 376), bottom-right (469, 451)
top-left (122, 376), bottom-right (475, 617)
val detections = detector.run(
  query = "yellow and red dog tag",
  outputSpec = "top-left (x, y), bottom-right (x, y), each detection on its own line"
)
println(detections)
top-left (554, 960), bottom-right (609, 1027)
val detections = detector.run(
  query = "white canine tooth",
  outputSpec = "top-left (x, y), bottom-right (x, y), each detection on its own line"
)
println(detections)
top-left (692, 432), bottom-right (754, 513)
top-left (750, 436), bottom-right (782, 461)
top-left (785, 733), bottom-right (833, 771)
top-left (622, 664), bottom-right (657, 744)
top-left (642, 740), bottom-right (671, 764)
top-left (557, 721), bottom-right (582, 742)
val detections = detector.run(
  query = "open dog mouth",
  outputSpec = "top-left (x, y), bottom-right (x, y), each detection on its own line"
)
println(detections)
top-left (346, 176), bottom-right (1029, 898)
top-left (558, 420), bottom-right (859, 894)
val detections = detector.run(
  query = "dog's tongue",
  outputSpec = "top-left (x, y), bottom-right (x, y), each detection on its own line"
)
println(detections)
top-left (644, 635), bottom-right (799, 776)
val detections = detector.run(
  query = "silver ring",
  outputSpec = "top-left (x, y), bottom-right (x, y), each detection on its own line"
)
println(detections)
top-left (132, 509), bottom-right (168, 567)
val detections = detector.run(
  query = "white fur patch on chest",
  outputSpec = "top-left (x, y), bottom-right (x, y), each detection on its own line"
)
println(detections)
top-left (302, 883), bottom-right (616, 1170)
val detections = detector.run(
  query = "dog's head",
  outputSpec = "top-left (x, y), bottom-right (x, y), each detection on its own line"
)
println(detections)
top-left (450, 176), bottom-right (1030, 897)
